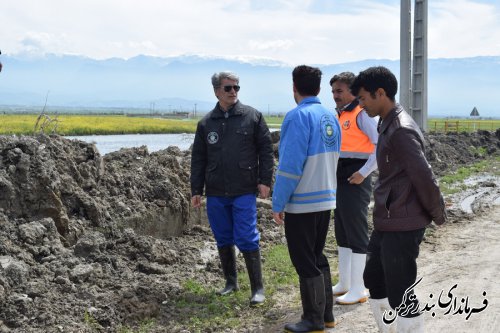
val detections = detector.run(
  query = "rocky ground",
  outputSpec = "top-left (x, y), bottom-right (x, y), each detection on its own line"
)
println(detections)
top-left (0, 130), bottom-right (499, 332)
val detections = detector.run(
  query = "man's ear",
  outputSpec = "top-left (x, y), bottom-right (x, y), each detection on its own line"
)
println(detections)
top-left (376, 88), bottom-right (385, 98)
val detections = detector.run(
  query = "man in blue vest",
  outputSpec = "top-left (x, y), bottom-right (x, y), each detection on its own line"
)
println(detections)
top-left (273, 65), bottom-right (341, 332)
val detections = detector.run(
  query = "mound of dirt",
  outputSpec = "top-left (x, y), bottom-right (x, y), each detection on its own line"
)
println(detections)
top-left (425, 130), bottom-right (500, 176)
top-left (0, 130), bottom-right (499, 332)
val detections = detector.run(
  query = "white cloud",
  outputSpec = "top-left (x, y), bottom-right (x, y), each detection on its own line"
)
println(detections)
top-left (0, 0), bottom-right (498, 64)
top-left (248, 39), bottom-right (294, 51)
top-left (18, 32), bottom-right (72, 55)
top-left (429, 0), bottom-right (500, 58)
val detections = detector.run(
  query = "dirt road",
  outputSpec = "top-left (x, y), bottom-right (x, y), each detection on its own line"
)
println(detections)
top-left (325, 206), bottom-right (499, 333)
top-left (266, 175), bottom-right (500, 333)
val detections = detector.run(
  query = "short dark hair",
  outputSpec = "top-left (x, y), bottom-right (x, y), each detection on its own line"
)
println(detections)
top-left (350, 66), bottom-right (398, 101)
top-left (329, 71), bottom-right (355, 87)
top-left (292, 65), bottom-right (322, 96)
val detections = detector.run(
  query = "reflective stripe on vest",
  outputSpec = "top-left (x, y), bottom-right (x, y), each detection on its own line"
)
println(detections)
top-left (338, 105), bottom-right (375, 159)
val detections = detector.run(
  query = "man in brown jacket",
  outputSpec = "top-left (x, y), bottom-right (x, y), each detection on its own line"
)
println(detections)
top-left (350, 66), bottom-right (446, 333)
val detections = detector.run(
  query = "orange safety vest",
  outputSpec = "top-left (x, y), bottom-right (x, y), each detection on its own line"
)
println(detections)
top-left (338, 104), bottom-right (375, 159)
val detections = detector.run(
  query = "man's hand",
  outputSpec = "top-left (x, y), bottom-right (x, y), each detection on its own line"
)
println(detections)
top-left (273, 211), bottom-right (284, 225)
top-left (191, 195), bottom-right (202, 208)
top-left (257, 184), bottom-right (270, 199)
top-left (348, 171), bottom-right (365, 185)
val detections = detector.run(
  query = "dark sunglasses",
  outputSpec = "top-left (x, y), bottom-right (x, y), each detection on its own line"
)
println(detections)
top-left (223, 85), bottom-right (240, 92)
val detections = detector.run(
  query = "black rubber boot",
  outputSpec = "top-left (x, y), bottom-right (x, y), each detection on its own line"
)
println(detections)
top-left (216, 246), bottom-right (239, 296)
top-left (284, 275), bottom-right (325, 333)
top-left (242, 249), bottom-right (265, 305)
top-left (318, 254), bottom-right (336, 328)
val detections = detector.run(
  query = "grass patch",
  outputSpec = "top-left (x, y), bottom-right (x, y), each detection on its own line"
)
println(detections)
top-left (83, 309), bottom-right (101, 331)
top-left (439, 157), bottom-right (500, 195)
top-left (263, 244), bottom-right (299, 287)
top-left (170, 244), bottom-right (298, 332)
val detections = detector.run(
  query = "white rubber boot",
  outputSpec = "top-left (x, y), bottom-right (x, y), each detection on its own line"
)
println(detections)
top-left (369, 298), bottom-right (396, 333)
top-left (331, 247), bottom-right (351, 296)
top-left (336, 253), bottom-right (368, 304)
top-left (398, 315), bottom-right (424, 333)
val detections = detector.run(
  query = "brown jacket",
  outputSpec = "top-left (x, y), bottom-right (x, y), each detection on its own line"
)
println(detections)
top-left (373, 105), bottom-right (446, 231)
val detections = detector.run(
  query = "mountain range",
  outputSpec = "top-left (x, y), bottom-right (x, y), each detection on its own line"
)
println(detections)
top-left (0, 54), bottom-right (498, 118)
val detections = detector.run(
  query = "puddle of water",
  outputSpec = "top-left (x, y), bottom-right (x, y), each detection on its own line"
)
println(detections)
top-left (460, 190), bottom-right (487, 214)
top-left (456, 172), bottom-right (500, 213)
top-left (462, 175), bottom-right (497, 186)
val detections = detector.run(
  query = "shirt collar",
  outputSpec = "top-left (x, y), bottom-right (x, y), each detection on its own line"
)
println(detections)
top-left (336, 99), bottom-right (359, 114)
top-left (298, 96), bottom-right (321, 106)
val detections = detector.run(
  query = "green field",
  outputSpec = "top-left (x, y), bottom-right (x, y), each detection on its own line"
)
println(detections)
top-left (0, 114), bottom-right (199, 136)
top-left (0, 114), bottom-right (498, 135)
top-left (428, 118), bottom-right (500, 132)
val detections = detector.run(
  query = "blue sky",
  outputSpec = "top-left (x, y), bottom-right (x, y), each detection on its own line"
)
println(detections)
top-left (1, 0), bottom-right (499, 65)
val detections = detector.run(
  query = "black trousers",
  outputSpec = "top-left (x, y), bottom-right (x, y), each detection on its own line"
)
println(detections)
top-left (284, 210), bottom-right (331, 278)
top-left (363, 228), bottom-right (425, 318)
top-left (334, 159), bottom-right (371, 253)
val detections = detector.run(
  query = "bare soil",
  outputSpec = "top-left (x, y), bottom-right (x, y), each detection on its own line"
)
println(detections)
top-left (0, 130), bottom-right (499, 333)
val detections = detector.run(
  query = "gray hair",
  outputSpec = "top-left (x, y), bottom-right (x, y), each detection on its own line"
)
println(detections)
top-left (211, 71), bottom-right (239, 88)
top-left (329, 71), bottom-right (356, 87)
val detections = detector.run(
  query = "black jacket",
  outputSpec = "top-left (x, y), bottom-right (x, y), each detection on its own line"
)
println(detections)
top-left (373, 104), bottom-right (446, 231)
top-left (190, 101), bottom-right (274, 197)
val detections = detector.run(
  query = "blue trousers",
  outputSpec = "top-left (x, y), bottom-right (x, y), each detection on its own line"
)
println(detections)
top-left (206, 194), bottom-right (259, 252)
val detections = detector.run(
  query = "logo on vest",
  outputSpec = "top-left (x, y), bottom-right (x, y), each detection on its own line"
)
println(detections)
top-left (207, 132), bottom-right (219, 144)
top-left (342, 120), bottom-right (351, 130)
top-left (320, 114), bottom-right (338, 147)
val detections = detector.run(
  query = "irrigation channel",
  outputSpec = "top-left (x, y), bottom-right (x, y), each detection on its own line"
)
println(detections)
top-left (66, 133), bottom-right (196, 155)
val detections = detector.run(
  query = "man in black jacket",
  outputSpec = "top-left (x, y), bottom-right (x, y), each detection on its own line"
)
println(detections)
top-left (190, 71), bottom-right (274, 306)
top-left (350, 67), bottom-right (446, 333)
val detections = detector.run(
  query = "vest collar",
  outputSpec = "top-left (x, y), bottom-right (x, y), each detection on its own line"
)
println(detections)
top-left (336, 99), bottom-right (359, 116)
top-left (342, 99), bottom-right (360, 112)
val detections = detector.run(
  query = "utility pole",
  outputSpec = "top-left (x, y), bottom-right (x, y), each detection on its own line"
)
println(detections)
top-left (400, 0), bottom-right (428, 131)
top-left (412, 0), bottom-right (428, 131)
top-left (400, 0), bottom-right (412, 115)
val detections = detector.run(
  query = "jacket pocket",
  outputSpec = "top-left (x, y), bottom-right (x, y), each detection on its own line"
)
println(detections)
top-left (387, 181), bottom-right (412, 218)
top-left (236, 127), bottom-right (254, 136)
top-left (235, 127), bottom-right (254, 146)
top-left (238, 160), bottom-right (258, 186)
